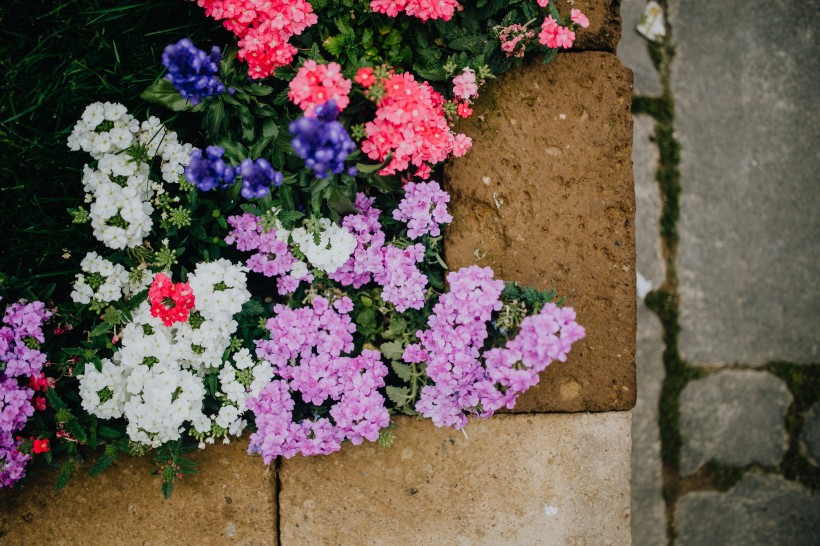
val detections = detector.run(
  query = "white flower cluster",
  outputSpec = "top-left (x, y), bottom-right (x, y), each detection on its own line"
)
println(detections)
top-left (290, 218), bottom-right (357, 274)
top-left (71, 252), bottom-right (128, 304)
top-left (188, 259), bottom-right (252, 324)
top-left (68, 103), bottom-right (193, 249)
top-left (77, 260), bottom-right (254, 448)
top-left (192, 348), bottom-right (274, 446)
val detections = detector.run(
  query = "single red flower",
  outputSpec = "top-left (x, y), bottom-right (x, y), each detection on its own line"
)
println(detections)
top-left (34, 396), bottom-right (46, 411)
top-left (32, 439), bottom-right (50, 454)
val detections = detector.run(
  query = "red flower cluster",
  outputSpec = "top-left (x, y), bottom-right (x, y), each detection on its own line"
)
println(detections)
top-left (360, 71), bottom-right (472, 177)
top-left (196, 0), bottom-right (318, 79)
top-left (148, 273), bottom-right (195, 327)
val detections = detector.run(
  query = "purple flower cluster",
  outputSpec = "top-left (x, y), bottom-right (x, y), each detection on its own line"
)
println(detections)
top-left (407, 267), bottom-right (585, 429)
top-left (239, 158), bottom-right (283, 199)
top-left (162, 38), bottom-right (225, 105)
top-left (225, 213), bottom-right (313, 295)
top-left (184, 146), bottom-right (236, 191)
top-left (328, 193), bottom-right (428, 311)
top-left (247, 296), bottom-right (389, 462)
top-left (1, 300), bottom-right (50, 488)
top-left (392, 181), bottom-right (453, 239)
top-left (289, 100), bottom-right (357, 179)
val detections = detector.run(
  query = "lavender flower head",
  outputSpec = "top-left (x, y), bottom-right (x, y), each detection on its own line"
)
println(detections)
top-left (289, 100), bottom-right (357, 179)
top-left (184, 146), bottom-right (236, 191)
top-left (239, 158), bottom-right (283, 200)
top-left (162, 38), bottom-right (225, 105)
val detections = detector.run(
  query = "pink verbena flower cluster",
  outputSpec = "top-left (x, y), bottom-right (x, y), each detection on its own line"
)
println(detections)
top-left (539, 15), bottom-right (575, 49)
top-left (360, 72), bottom-right (472, 177)
top-left (288, 60), bottom-right (352, 117)
top-left (196, 0), bottom-right (318, 79)
top-left (328, 194), bottom-right (428, 312)
top-left (247, 297), bottom-right (389, 461)
top-left (370, 0), bottom-right (461, 22)
top-left (407, 267), bottom-right (585, 429)
top-left (1, 300), bottom-right (50, 488)
top-left (392, 181), bottom-right (453, 239)
top-left (225, 213), bottom-right (313, 295)
top-left (498, 23), bottom-right (536, 58)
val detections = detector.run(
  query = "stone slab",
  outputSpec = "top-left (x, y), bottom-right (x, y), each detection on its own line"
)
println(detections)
top-left (671, 0), bottom-right (820, 366)
top-left (564, 0), bottom-right (622, 52)
top-left (616, 0), bottom-right (663, 96)
top-left (0, 440), bottom-right (277, 545)
top-left (278, 413), bottom-right (632, 545)
top-left (445, 52), bottom-right (636, 412)
top-left (679, 370), bottom-right (792, 476)
top-left (631, 303), bottom-right (667, 545)
top-left (676, 472), bottom-right (820, 546)
top-left (632, 114), bottom-right (665, 292)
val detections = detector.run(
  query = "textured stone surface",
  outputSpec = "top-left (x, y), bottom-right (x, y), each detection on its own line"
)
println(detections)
top-left (445, 52), bottom-right (636, 412)
top-left (801, 402), bottom-right (820, 465)
top-left (564, 0), bottom-right (622, 52)
top-left (679, 370), bottom-right (792, 476)
top-left (617, 0), bottom-right (663, 96)
top-left (632, 114), bottom-right (664, 291)
top-left (279, 413), bottom-right (632, 545)
top-left (631, 303), bottom-right (667, 545)
top-left (676, 473), bottom-right (820, 546)
top-left (0, 441), bottom-right (276, 545)
top-left (671, 0), bottom-right (820, 365)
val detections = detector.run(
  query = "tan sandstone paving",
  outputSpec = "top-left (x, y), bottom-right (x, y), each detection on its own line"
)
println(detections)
top-left (278, 413), bottom-right (632, 545)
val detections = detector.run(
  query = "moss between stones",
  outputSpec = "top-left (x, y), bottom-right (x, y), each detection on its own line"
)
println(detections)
top-left (768, 363), bottom-right (820, 490)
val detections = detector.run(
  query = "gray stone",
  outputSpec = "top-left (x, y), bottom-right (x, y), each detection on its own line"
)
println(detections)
top-left (670, 0), bottom-right (820, 366)
top-left (631, 303), bottom-right (668, 545)
top-left (676, 472), bottom-right (820, 546)
top-left (617, 0), bottom-right (663, 96)
top-left (679, 370), bottom-right (791, 476)
top-left (801, 402), bottom-right (820, 465)
top-left (633, 114), bottom-right (665, 293)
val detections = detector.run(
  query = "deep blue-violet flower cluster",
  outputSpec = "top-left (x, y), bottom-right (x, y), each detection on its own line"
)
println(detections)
top-left (162, 38), bottom-right (225, 105)
top-left (184, 146), bottom-right (236, 191)
top-left (239, 158), bottom-right (283, 199)
top-left (289, 100), bottom-right (357, 179)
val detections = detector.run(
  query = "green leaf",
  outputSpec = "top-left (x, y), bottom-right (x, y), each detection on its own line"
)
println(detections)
top-left (98, 426), bottom-right (122, 440)
top-left (204, 99), bottom-right (226, 138)
top-left (90, 321), bottom-right (111, 338)
top-left (55, 461), bottom-right (74, 490)
top-left (325, 186), bottom-right (356, 216)
top-left (386, 385), bottom-right (411, 406)
top-left (140, 79), bottom-right (193, 112)
top-left (322, 35), bottom-right (344, 57)
top-left (162, 481), bottom-right (174, 499)
top-left (246, 84), bottom-right (274, 97)
top-left (45, 388), bottom-right (67, 411)
top-left (380, 340), bottom-right (404, 361)
top-left (90, 453), bottom-right (117, 477)
top-left (356, 307), bottom-right (377, 333)
top-left (390, 361), bottom-right (414, 382)
top-left (262, 119), bottom-right (279, 139)
top-left (66, 418), bottom-right (88, 444)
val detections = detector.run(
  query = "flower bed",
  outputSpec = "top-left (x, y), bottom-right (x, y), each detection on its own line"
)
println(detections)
top-left (0, 0), bottom-right (605, 500)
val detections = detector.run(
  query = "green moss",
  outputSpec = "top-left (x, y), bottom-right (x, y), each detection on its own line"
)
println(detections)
top-left (768, 362), bottom-right (820, 490)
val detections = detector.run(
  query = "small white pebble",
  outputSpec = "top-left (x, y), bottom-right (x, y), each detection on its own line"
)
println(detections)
top-left (559, 114), bottom-right (567, 120)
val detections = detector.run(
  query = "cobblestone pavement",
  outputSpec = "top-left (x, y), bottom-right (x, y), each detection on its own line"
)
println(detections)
top-left (619, 0), bottom-right (820, 543)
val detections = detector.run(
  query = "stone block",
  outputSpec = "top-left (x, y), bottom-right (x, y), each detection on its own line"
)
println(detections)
top-left (279, 413), bottom-right (632, 545)
top-left (671, 0), bottom-right (820, 365)
top-left (676, 473), bottom-right (820, 546)
top-left (0, 440), bottom-right (276, 545)
top-left (445, 52), bottom-right (636, 412)
top-left (617, 0), bottom-right (663, 96)
top-left (632, 114), bottom-right (665, 293)
top-left (631, 303), bottom-right (667, 545)
top-left (679, 370), bottom-right (792, 476)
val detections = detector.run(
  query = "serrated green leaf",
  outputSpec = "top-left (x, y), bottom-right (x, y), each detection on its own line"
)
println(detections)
top-left (55, 461), bottom-right (74, 490)
top-left (98, 425), bottom-right (122, 440)
top-left (45, 388), bottom-right (67, 410)
top-left (90, 321), bottom-right (111, 338)
top-left (390, 361), bottom-right (414, 382)
top-left (380, 340), bottom-right (404, 360)
top-left (386, 385), bottom-right (411, 406)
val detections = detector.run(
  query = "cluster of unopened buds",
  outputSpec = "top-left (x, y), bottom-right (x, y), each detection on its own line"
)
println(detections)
top-left (157, 460), bottom-right (183, 483)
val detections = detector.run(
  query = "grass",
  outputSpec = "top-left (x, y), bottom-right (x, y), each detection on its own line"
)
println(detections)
top-left (0, 0), bottom-right (224, 298)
